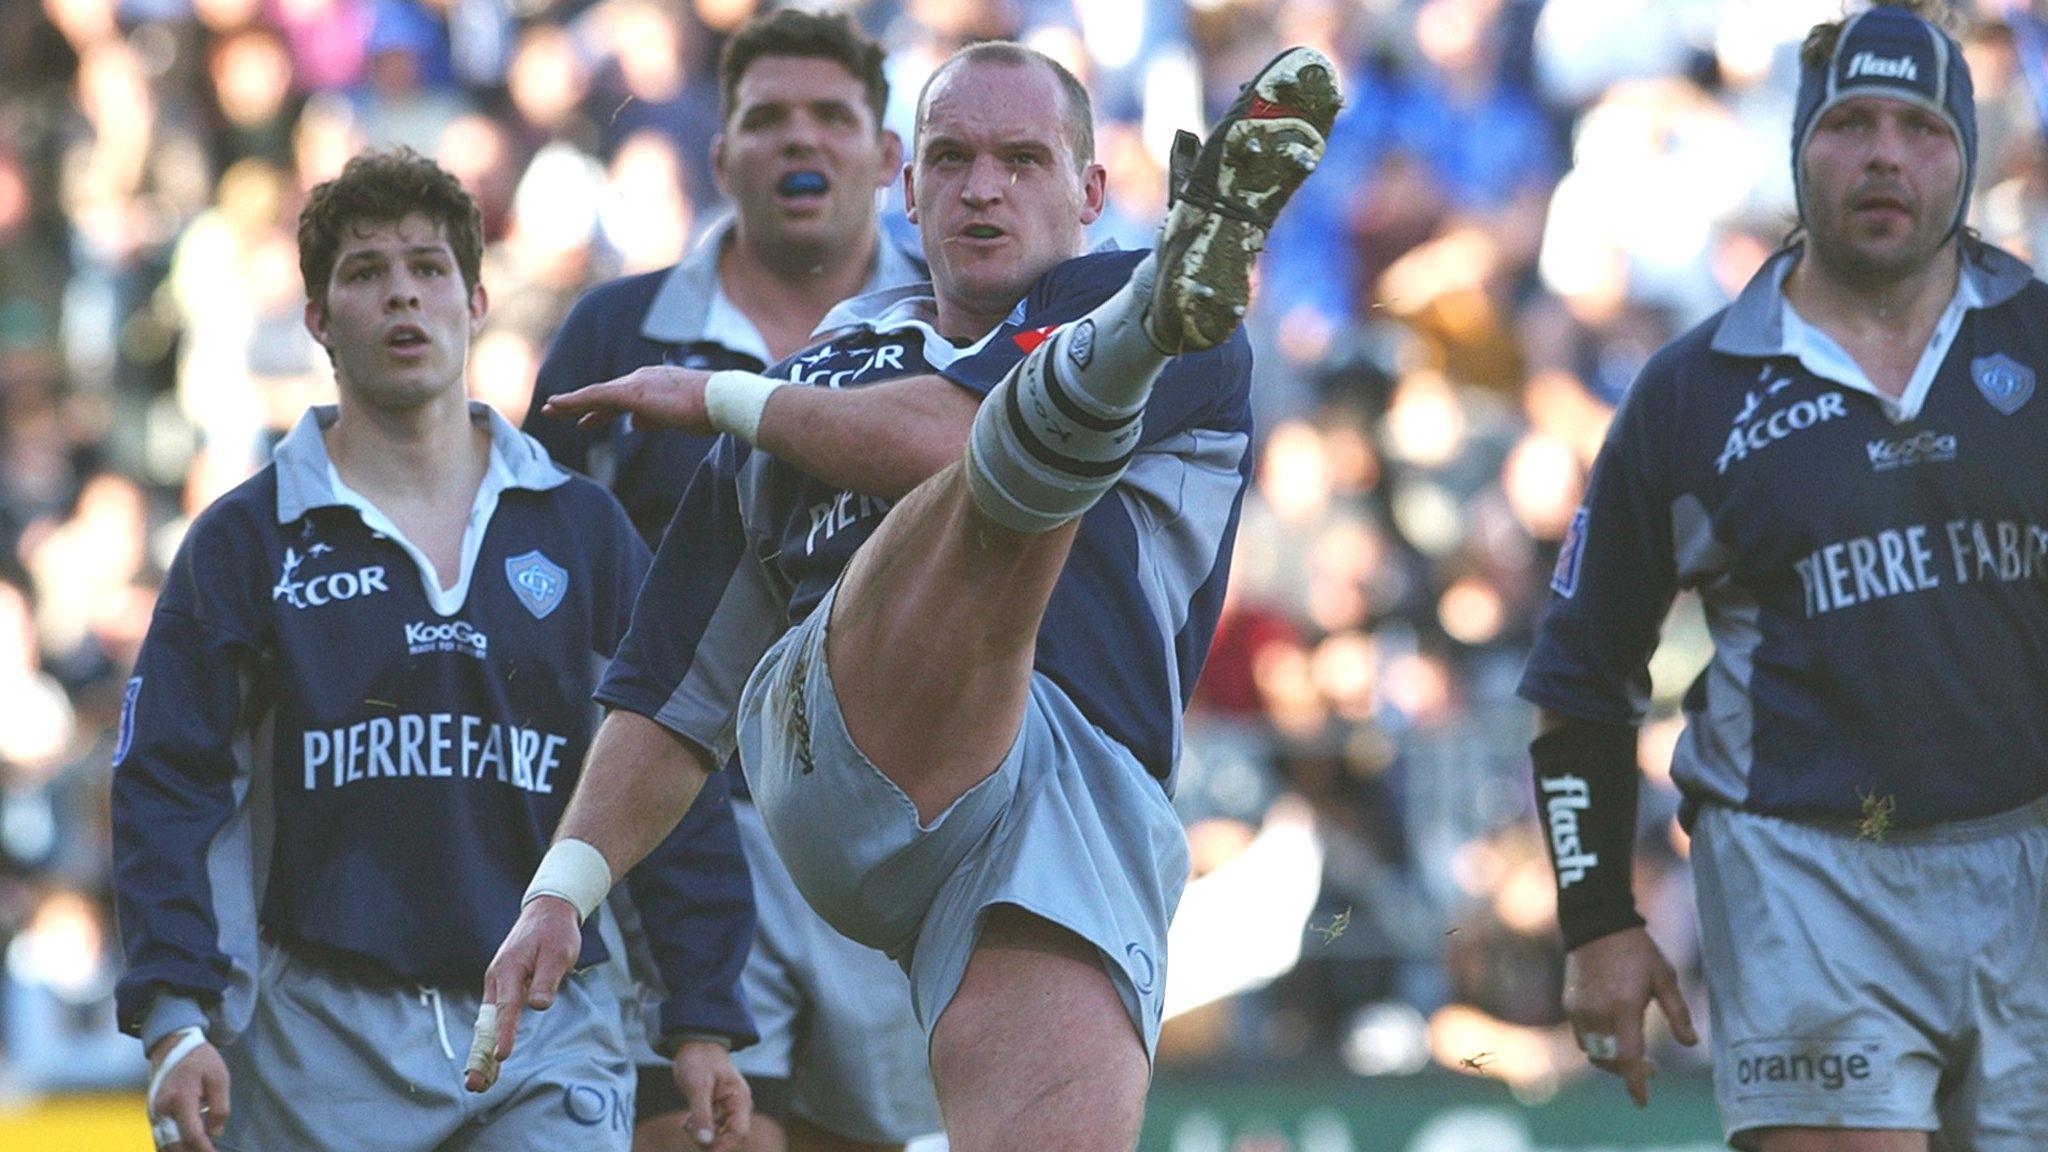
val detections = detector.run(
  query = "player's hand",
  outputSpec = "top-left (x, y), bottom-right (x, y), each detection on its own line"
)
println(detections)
top-left (671, 1038), bottom-right (751, 1152)
top-left (1562, 925), bottom-right (1698, 1107)
top-left (148, 1032), bottom-right (230, 1152)
top-left (467, 895), bottom-right (582, 1093)
top-left (543, 366), bottom-right (714, 434)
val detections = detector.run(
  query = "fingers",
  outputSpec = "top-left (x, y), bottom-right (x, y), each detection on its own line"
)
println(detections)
top-left (464, 1001), bottom-right (504, 1092)
top-left (675, 1059), bottom-right (718, 1148)
top-left (526, 937), bottom-right (572, 1012)
top-left (1614, 1010), bottom-right (1654, 1107)
top-left (1652, 960), bottom-right (1699, 1047)
top-left (201, 1062), bottom-right (232, 1138)
top-left (541, 383), bottom-right (624, 424)
top-left (710, 1069), bottom-right (752, 1152)
top-left (167, 1094), bottom-right (217, 1152)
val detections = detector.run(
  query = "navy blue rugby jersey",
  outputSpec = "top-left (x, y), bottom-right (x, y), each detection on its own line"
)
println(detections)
top-left (601, 248), bottom-right (1255, 787)
top-left (1522, 241), bottom-right (2048, 827)
top-left (112, 404), bottom-right (753, 1047)
top-left (529, 221), bottom-right (927, 547)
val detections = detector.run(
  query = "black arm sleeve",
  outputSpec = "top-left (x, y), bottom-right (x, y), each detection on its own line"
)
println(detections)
top-left (1530, 719), bottom-right (1645, 951)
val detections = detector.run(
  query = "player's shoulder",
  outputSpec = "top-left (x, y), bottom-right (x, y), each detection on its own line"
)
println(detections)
top-left (1628, 308), bottom-right (1733, 409)
top-left (550, 467), bottom-right (632, 519)
top-left (159, 466), bottom-right (285, 627)
top-left (182, 465), bottom-right (282, 558)
top-left (563, 267), bottom-right (671, 327)
top-left (1999, 274), bottom-right (2048, 320)
top-left (1027, 249), bottom-right (1148, 308)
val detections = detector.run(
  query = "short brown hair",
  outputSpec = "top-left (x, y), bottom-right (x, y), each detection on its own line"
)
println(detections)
top-left (913, 42), bottom-right (1095, 171)
top-left (719, 8), bottom-right (889, 130)
top-left (1801, 0), bottom-right (1959, 70)
top-left (298, 147), bottom-right (483, 310)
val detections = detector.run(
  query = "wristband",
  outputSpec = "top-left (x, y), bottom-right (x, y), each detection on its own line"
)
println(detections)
top-left (703, 370), bottom-right (786, 443)
top-left (523, 838), bottom-right (612, 921)
top-left (1530, 720), bottom-right (1646, 951)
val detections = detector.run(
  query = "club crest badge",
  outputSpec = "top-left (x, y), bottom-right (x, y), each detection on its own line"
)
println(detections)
top-left (506, 551), bottom-right (568, 619)
top-left (1068, 319), bottom-right (1096, 368)
top-left (1972, 353), bottom-right (2034, 416)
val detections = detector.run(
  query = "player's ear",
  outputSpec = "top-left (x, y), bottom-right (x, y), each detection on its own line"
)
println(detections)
top-left (903, 159), bottom-right (919, 224)
top-left (468, 281), bottom-right (489, 332)
top-left (710, 132), bottom-right (733, 200)
top-left (1079, 160), bottom-right (1106, 226)
top-left (876, 128), bottom-right (904, 189)
top-left (304, 297), bottom-right (331, 348)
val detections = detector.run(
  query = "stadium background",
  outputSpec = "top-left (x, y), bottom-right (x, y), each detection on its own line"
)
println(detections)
top-left (0, 0), bottom-right (2036, 1146)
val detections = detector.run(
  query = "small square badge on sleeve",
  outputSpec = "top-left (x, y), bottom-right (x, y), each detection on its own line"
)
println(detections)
top-left (114, 676), bottom-right (142, 765)
top-left (1551, 507), bottom-right (1589, 598)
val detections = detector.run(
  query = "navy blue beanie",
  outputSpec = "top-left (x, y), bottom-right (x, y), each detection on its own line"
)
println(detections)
top-left (1791, 5), bottom-right (1977, 240)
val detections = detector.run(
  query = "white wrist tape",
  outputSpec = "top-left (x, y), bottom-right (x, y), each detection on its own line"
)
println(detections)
top-left (147, 1025), bottom-right (208, 1119)
top-left (523, 838), bottom-right (612, 921)
top-left (703, 370), bottom-right (786, 443)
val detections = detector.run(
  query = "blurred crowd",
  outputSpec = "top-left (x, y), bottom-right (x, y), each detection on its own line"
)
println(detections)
top-left (4, 0), bottom-right (2048, 1105)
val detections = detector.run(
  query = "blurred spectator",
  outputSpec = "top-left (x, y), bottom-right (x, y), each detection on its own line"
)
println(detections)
top-left (353, 0), bottom-right (472, 152)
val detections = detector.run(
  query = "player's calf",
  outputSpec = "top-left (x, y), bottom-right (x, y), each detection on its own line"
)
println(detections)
top-left (965, 256), bottom-right (1165, 533)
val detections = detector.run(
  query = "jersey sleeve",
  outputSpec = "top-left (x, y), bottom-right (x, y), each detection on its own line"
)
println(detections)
top-left (111, 506), bottom-right (269, 1044)
top-left (590, 487), bottom-right (654, 660)
top-left (1518, 358), bottom-right (1683, 725)
top-left (940, 250), bottom-right (1254, 448)
top-left (620, 770), bottom-right (758, 1048)
top-left (597, 437), bottom-right (788, 763)
top-left (526, 288), bottom-right (612, 474)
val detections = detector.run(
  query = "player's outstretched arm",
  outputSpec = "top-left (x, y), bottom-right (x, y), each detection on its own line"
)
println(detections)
top-left (543, 366), bottom-right (978, 499)
top-left (466, 709), bottom-right (717, 1092)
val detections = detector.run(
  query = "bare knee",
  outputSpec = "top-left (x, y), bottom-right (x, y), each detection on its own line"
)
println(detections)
top-left (1754, 1129), bottom-right (1929, 1152)
top-left (930, 906), bottom-right (1147, 1152)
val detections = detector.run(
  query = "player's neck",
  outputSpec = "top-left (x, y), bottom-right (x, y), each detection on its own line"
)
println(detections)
top-left (324, 388), bottom-right (491, 513)
top-left (721, 229), bottom-right (878, 360)
top-left (1784, 241), bottom-right (1960, 347)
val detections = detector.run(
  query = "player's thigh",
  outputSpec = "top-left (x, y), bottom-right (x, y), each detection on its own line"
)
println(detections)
top-left (824, 464), bottom-right (1079, 817)
top-left (634, 1110), bottom-right (744, 1152)
top-left (784, 1115), bottom-right (903, 1152)
top-left (783, 930), bottom-right (937, 1145)
top-left (739, 799), bottom-right (938, 1144)
top-left (1754, 1129), bottom-right (1928, 1152)
top-left (221, 942), bottom-right (461, 1152)
top-left (744, 1113), bottom-right (790, 1152)
top-left (929, 906), bottom-right (1147, 1152)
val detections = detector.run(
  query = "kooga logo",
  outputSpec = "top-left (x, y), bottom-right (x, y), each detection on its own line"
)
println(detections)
top-left (406, 619), bottom-right (489, 658)
top-left (1846, 52), bottom-right (1917, 81)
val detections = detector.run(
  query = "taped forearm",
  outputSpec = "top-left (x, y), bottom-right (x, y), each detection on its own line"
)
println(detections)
top-left (748, 374), bottom-right (978, 499)
top-left (1531, 718), bottom-right (1645, 951)
top-left (547, 710), bottom-right (714, 906)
